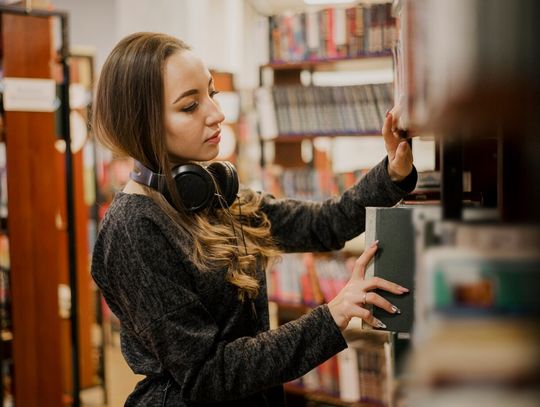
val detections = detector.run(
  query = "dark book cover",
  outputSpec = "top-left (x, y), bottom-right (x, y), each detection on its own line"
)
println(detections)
top-left (365, 206), bottom-right (415, 332)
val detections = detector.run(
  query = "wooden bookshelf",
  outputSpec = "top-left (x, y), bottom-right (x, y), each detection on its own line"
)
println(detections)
top-left (264, 52), bottom-right (393, 71)
top-left (257, 3), bottom-right (404, 406)
top-left (272, 132), bottom-right (382, 142)
top-left (284, 383), bottom-right (379, 407)
top-left (391, 1), bottom-right (540, 405)
top-left (2, 11), bottom-right (65, 407)
top-left (1, 6), bottom-right (98, 406)
top-left (271, 301), bottom-right (314, 323)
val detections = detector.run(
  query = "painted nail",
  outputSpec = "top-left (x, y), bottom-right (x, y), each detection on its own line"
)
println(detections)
top-left (385, 109), bottom-right (391, 118)
top-left (391, 305), bottom-right (401, 314)
top-left (398, 286), bottom-right (409, 293)
top-left (375, 319), bottom-right (387, 329)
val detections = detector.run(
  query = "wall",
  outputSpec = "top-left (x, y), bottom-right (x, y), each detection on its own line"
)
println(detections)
top-left (51, 0), bottom-right (117, 70)
top-left (50, 0), bottom-right (258, 88)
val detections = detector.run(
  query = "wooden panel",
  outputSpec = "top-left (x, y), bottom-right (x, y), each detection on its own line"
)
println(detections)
top-left (274, 140), bottom-right (304, 168)
top-left (211, 70), bottom-right (234, 91)
top-left (2, 13), bottom-right (64, 407)
top-left (55, 149), bottom-right (98, 393)
top-left (273, 69), bottom-right (302, 86)
top-left (58, 56), bottom-right (96, 392)
top-left (73, 148), bottom-right (94, 389)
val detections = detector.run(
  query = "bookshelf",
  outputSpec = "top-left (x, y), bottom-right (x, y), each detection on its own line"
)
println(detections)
top-left (390, 0), bottom-right (540, 405)
top-left (255, 2), bottom-right (402, 406)
top-left (0, 5), bottom-right (99, 406)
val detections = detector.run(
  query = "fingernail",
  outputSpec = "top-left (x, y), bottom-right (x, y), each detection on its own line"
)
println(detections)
top-left (391, 305), bottom-right (401, 314)
top-left (375, 319), bottom-right (387, 329)
top-left (398, 286), bottom-right (409, 293)
top-left (385, 110), bottom-right (391, 118)
top-left (370, 240), bottom-right (379, 247)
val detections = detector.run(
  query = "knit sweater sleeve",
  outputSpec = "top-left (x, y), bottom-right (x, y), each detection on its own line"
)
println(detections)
top-left (260, 157), bottom-right (417, 252)
top-left (94, 215), bottom-right (347, 402)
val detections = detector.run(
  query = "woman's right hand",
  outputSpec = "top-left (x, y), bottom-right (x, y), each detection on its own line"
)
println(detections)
top-left (328, 240), bottom-right (409, 331)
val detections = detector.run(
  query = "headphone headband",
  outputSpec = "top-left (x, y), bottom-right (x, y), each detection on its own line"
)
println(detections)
top-left (130, 161), bottom-right (162, 190)
top-left (129, 160), bottom-right (239, 212)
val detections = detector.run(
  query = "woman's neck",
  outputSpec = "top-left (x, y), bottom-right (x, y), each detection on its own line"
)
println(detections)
top-left (122, 179), bottom-right (148, 195)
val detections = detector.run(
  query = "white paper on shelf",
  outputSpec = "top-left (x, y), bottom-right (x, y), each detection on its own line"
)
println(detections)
top-left (255, 87), bottom-right (278, 140)
top-left (3, 77), bottom-right (57, 112)
top-left (331, 136), bottom-right (386, 173)
top-left (412, 136), bottom-right (436, 172)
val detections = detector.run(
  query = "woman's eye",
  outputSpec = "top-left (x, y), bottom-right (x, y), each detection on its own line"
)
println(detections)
top-left (209, 90), bottom-right (220, 98)
top-left (182, 102), bottom-right (198, 113)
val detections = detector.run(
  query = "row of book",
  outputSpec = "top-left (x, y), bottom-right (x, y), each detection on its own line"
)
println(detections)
top-left (264, 167), bottom-right (368, 202)
top-left (267, 252), bottom-right (356, 306)
top-left (256, 83), bottom-right (393, 139)
top-left (269, 3), bottom-right (396, 63)
top-left (288, 332), bottom-right (392, 405)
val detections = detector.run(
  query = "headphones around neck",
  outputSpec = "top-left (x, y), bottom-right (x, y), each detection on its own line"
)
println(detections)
top-left (130, 160), bottom-right (239, 212)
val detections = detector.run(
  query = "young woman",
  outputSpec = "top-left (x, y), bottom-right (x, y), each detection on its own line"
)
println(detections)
top-left (91, 32), bottom-right (416, 407)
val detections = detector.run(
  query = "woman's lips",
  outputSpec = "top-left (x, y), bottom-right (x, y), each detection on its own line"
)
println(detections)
top-left (206, 131), bottom-right (221, 144)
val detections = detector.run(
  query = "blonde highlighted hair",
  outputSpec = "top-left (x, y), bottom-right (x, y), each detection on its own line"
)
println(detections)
top-left (93, 32), bottom-right (279, 300)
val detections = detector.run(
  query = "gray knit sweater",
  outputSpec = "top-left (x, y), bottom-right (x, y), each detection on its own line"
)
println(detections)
top-left (91, 158), bottom-right (416, 406)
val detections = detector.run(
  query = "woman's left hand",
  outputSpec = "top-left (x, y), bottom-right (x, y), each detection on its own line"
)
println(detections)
top-left (382, 107), bottom-right (414, 182)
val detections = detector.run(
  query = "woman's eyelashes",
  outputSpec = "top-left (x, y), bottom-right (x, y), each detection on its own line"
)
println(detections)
top-left (181, 89), bottom-right (220, 113)
top-left (182, 102), bottom-right (198, 113)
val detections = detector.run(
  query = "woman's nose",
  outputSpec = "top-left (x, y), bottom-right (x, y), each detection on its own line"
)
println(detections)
top-left (205, 99), bottom-right (225, 126)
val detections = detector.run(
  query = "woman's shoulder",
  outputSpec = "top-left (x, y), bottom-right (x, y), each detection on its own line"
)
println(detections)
top-left (99, 192), bottom-right (179, 241)
top-left (105, 191), bottom-right (160, 222)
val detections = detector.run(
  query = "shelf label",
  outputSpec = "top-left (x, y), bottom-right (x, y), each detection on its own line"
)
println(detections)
top-left (3, 77), bottom-right (57, 112)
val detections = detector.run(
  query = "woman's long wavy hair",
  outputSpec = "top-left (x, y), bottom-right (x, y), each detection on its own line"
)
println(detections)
top-left (93, 32), bottom-right (279, 301)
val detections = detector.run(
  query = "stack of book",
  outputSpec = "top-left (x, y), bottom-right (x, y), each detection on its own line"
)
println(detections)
top-left (257, 83), bottom-right (393, 138)
top-left (269, 3), bottom-right (396, 63)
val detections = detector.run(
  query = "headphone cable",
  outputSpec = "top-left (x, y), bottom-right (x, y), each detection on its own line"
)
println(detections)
top-left (236, 196), bottom-right (249, 256)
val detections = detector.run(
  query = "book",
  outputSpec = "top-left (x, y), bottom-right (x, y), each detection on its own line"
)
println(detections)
top-left (339, 328), bottom-right (396, 403)
top-left (337, 346), bottom-right (360, 401)
top-left (407, 319), bottom-right (540, 393)
top-left (365, 206), bottom-right (415, 332)
top-left (421, 247), bottom-right (540, 319)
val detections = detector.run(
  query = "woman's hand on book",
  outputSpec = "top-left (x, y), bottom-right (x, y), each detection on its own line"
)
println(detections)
top-left (328, 240), bottom-right (409, 331)
top-left (383, 107), bottom-right (414, 182)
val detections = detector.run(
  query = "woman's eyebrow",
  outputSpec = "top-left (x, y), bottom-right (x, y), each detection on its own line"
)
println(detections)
top-left (172, 77), bottom-right (213, 105)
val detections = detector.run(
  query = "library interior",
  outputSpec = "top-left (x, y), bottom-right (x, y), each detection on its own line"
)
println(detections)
top-left (0, 0), bottom-right (539, 406)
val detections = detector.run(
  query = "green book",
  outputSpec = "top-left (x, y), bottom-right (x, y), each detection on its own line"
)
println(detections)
top-left (365, 206), bottom-right (415, 332)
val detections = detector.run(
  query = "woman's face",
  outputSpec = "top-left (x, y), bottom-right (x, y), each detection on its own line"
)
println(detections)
top-left (163, 50), bottom-right (225, 164)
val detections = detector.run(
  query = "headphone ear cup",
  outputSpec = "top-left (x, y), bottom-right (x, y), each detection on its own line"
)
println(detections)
top-left (207, 161), bottom-right (239, 208)
top-left (171, 164), bottom-right (216, 212)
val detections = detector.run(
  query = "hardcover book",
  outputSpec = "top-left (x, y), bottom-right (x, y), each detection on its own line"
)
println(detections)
top-left (365, 206), bottom-right (415, 332)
